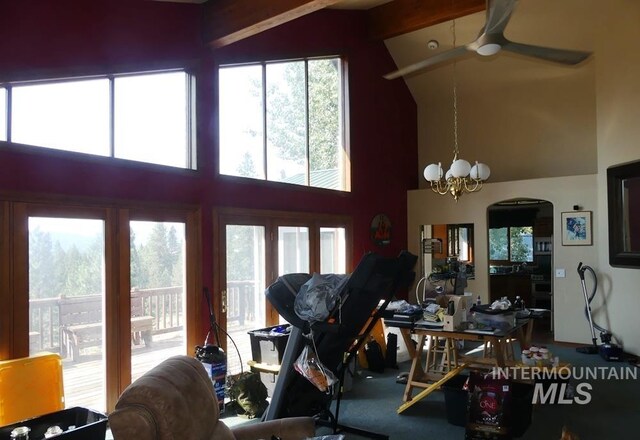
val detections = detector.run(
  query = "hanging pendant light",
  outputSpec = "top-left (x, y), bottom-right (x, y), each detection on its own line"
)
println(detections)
top-left (423, 19), bottom-right (490, 201)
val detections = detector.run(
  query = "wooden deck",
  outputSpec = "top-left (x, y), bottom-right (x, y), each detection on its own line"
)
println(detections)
top-left (62, 322), bottom-right (261, 411)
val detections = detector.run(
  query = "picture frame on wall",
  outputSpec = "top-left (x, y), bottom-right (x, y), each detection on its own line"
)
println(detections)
top-left (561, 211), bottom-right (593, 246)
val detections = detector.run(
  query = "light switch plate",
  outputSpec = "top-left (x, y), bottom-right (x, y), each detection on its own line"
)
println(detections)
top-left (555, 268), bottom-right (566, 278)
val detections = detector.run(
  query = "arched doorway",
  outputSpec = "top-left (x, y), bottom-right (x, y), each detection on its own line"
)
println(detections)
top-left (487, 198), bottom-right (554, 339)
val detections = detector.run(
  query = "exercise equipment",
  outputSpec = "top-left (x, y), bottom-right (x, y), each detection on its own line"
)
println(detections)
top-left (263, 251), bottom-right (417, 439)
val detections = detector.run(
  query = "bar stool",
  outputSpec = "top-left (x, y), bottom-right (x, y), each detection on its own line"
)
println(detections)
top-left (483, 338), bottom-right (517, 361)
top-left (425, 335), bottom-right (458, 374)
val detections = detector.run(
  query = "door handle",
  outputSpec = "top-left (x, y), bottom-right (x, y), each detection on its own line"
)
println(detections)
top-left (221, 290), bottom-right (227, 314)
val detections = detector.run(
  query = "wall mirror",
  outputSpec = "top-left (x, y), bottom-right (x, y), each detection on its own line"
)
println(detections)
top-left (607, 160), bottom-right (640, 268)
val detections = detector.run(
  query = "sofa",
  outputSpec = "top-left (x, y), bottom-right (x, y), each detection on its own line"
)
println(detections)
top-left (108, 355), bottom-right (316, 440)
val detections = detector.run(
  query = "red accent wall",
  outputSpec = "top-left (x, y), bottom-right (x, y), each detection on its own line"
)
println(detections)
top-left (0, 1), bottom-right (417, 293)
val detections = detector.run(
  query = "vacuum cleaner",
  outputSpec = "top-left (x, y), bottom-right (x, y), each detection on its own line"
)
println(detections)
top-left (576, 262), bottom-right (623, 361)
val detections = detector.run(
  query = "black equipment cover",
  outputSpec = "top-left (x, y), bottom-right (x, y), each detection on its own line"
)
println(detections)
top-left (264, 251), bottom-right (417, 417)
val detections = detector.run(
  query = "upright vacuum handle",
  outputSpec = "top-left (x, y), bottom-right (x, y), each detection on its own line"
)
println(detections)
top-left (577, 262), bottom-right (586, 280)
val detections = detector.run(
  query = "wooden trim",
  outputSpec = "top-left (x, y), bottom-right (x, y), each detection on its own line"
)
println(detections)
top-left (11, 203), bottom-right (29, 358)
top-left (211, 208), bottom-right (225, 347)
top-left (266, 218), bottom-right (279, 326)
top-left (214, 206), bottom-right (352, 226)
top-left (0, 188), bottom-right (199, 215)
top-left (112, 208), bottom-right (130, 410)
top-left (367, 0), bottom-right (485, 41)
top-left (0, 202), bottom-right (12, 360)
top-left (204, 0), bottom-right (342, 48)
top-left (185, 209), bottom-right (203, 359)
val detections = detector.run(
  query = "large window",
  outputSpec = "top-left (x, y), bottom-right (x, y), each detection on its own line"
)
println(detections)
top-left (489, 226), bottom-right (534, 263)
top-left (5, 71), bottom-right (194, 169)
top-left (219, 57), bottom-right (348, 191)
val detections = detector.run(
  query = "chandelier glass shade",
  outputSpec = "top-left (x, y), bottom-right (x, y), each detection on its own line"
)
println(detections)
top-left (423, 19), bottom-right (490, 201)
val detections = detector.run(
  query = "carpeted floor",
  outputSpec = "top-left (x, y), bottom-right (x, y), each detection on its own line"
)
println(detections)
top-left (224, 341), bottom-right (640, 439)
top-left (317, 343), bottom-right (639, 439)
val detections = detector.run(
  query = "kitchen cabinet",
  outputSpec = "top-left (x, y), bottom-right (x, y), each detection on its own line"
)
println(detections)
top-left (534, 237), bottom-right (552, 255)
top-left (534, 217), bottom-right (553, 237)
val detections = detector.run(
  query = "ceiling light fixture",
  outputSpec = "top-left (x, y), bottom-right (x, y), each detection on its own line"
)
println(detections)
top-left (423, 19), bottom-right (490, 202)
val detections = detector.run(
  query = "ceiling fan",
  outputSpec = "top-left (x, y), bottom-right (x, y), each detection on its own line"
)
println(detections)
top-left (384, 0), bottom-right (591, 80)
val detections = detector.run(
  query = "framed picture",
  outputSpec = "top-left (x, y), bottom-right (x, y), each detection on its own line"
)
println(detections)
top-left (561, 211), bottom-right (593, 246)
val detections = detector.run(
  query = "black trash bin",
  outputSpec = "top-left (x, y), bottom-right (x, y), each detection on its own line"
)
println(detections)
top-left (442, 374), bottom-right (470, 427)
top-left (510, 382), bottom-right (534, 437)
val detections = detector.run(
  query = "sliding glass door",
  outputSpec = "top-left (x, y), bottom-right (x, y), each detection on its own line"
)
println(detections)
top-left (214, 209), bottom-right (351, 376)
top-left (5, 202), bottom-right (201, 412)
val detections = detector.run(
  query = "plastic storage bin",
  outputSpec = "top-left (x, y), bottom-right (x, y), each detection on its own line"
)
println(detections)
top-left (0, 353), bottom-right (64, 426)
top-left (248, 324), bottom-right (291, 365)
top-left (0, 407), bottom-right (107, 440)
top-left (471, 306), bottom-right (516, 332)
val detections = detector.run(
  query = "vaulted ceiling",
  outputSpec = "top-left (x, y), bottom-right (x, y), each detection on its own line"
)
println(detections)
top-left (168, 0), bottom-right (487, 48)
top-left (154, 0), bottom-right (595, 111)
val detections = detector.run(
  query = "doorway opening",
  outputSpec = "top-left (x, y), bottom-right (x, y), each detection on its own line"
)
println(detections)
top-left (487, 198), bottom-right (554, 341)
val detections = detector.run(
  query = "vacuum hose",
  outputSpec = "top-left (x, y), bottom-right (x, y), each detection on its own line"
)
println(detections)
top-left (577, 262), bottom-right (611, 344)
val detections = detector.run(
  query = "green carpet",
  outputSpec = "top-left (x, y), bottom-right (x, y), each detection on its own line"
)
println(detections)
top-left (314, 343), bottom-right (639, 439)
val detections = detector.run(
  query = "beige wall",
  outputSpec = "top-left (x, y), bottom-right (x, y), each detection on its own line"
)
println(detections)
top-left (408, 175), bottom-right (598, 345)
top-left (593, 1), bottom-right (640, 356)
top-left (386, 0), bottom-right (598, 185)
top-left (398, 0), bottom-right (640, 354)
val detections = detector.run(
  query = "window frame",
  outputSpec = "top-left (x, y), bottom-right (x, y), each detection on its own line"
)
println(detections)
top-left (217, 56), bottom-right (350, 192)
top-left (1, 69), bottom-right (196, 170)
top-left (0, 86), bottom-right (7, 141)
top-left (213, 207), bottom-right (353, 331)
top-left (489, 225), bottom-right (534, 265)
top-left (0, 197), bottom-right (202, 412)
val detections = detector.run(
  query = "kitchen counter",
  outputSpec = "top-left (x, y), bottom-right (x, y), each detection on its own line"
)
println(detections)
top-left (489, 271), bottom-right (531, 277)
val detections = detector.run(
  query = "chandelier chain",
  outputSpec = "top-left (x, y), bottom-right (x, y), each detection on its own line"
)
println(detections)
top-left (452, 19), bottom-right (459, 158)
top-left (421, 14), bottom-right (490, 201)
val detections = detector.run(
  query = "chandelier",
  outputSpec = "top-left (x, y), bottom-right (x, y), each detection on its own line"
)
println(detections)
top-left (423, 20), bottom-right (490, 202)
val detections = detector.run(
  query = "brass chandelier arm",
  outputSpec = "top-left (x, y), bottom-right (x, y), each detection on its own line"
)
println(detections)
top-left (429, 175), bottom-right (486, 202)
top-left (462, 177), bottom-right (484, 193)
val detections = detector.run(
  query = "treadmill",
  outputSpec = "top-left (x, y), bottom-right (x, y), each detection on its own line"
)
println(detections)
top-left (263, 251), bottom-right (417, 439)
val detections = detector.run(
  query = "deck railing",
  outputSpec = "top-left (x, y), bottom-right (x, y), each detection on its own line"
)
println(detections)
top-left (29, 286), bottom-right (184, 353)
top-left (226, 280), bottom-right (259, 326)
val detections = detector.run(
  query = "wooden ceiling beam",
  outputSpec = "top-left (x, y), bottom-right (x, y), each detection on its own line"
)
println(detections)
top-left (204, 0), bottom-right (343, 49)
top-left (367, 0), bottom-right (486, 41)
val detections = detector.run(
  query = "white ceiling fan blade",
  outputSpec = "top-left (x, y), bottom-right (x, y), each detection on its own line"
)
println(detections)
top-left (384, 46), bottom-right (469, 80)
top-left (483, 0), bottom-right (518, 35)
top-left (502, 41), bottom-right (591, 65)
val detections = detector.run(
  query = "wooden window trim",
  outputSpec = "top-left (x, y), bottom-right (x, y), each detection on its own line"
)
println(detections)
top-left (213, 207), bottom-right (352, 333)
top-left (0, 195), bottom-right (201, 412)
